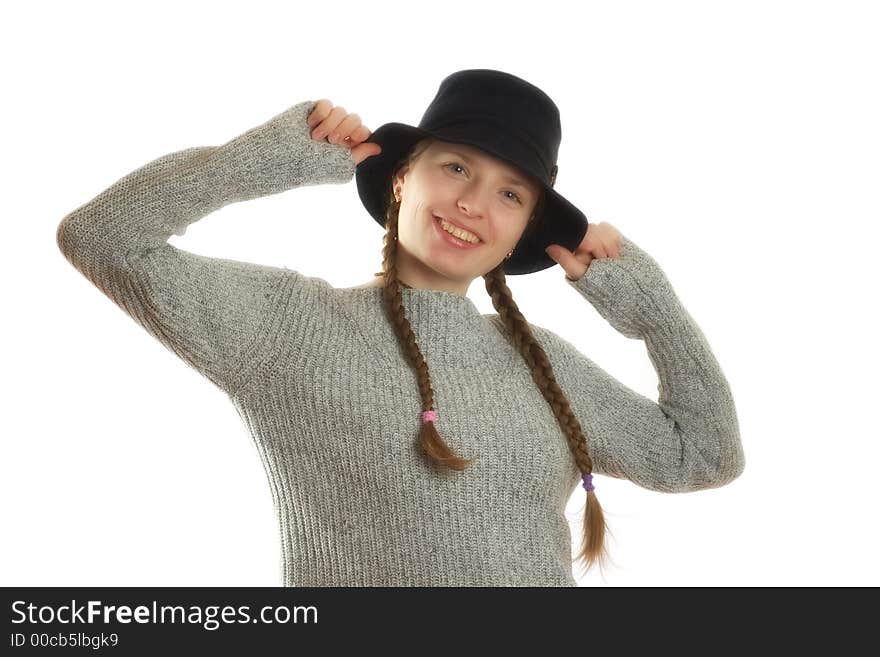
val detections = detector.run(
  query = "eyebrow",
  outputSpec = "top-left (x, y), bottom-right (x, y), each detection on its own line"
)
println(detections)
top-left (439, 149), bottom-right (531, 190)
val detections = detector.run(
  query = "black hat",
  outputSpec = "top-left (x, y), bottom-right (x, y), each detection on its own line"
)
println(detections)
top-left (355, 69), bottom-right (589, 275)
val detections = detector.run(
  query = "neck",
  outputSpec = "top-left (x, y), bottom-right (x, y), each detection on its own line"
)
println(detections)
top-left (392, 247), bottom-right (474, 296)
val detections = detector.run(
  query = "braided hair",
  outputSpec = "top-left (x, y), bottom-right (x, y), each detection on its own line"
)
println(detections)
top-left (372, 138), bottom-right (611, 576)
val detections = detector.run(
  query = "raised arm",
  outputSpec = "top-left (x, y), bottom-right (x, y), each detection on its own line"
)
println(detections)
top-left (56, 100), bottom-right (356, 395)
top-left (535, 235), bottom-right (745, 493)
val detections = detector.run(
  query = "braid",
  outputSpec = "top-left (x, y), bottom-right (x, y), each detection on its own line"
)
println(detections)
top-left (375, 139), bottom-right (612, 574)
top-left (483, 265), bottom-right (611, 575)
top-left (377, 189), bottom-right (473, 472)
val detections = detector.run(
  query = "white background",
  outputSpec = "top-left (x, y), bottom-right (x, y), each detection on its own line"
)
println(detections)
top-left (3, 0), bottom-right (878, 587)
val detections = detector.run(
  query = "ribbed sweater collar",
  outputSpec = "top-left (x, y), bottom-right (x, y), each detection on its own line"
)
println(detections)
top-left (335, 285), bottom-right (489, 358)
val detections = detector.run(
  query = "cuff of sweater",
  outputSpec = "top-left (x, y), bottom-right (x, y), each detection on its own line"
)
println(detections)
top-left (564, 235), bottom-right (684, 338)
top-left (215, 100), bottom-right (358, 200)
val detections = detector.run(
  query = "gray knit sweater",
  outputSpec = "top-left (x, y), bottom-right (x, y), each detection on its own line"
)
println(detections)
top-left (56, 100), bottom-right (745, 587)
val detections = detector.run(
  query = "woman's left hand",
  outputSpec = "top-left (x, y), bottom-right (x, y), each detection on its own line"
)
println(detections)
top-left (545, 221), bottom-right (624, 281)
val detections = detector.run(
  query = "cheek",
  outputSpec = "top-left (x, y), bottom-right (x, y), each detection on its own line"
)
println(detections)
top-left (500, 216), bottom-right (530, 243)
top-left (422, 169), bottom-right (453, 194)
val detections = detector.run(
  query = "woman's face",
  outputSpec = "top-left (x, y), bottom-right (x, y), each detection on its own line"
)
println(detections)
top-left (391, 140), bottom-right (542, 295)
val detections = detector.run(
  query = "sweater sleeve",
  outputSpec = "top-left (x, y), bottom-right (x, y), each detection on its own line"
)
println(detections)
top-left (56, 100), bottom-right (356, 395)
top-left (536, 234), bottom-right (745, 493)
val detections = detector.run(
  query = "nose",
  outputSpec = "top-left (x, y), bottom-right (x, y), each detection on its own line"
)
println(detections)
top-left (456, 190), bottom-right (486, 218)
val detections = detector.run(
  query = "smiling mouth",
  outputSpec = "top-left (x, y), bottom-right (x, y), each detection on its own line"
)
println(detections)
top-left (433, 214), bottom-right (483, 244)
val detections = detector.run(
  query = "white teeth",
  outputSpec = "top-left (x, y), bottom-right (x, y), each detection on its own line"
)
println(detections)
top-left (438, 217), bottom-right (480, 243)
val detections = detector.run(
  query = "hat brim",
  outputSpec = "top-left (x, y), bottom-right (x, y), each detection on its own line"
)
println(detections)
top-left (355, 123), bottom-right (588, 275)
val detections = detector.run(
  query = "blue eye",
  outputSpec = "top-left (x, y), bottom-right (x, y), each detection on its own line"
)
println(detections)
top-left (445, 163), bottom-right (522, 205)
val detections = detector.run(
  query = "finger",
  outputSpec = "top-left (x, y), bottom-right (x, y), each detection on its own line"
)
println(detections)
top-left (602, 234), bottom-right (622, 258)
top-left (351, 142), bottom-right (382, 165)
top-left (327, 113), bottom-right (361, 144)
top-left (313, 106), bottom-right (347, 139)
top-left (580, 253), bottom-right (595, 276)
top-left (339, 124), bottom-right (372, 148)
top-left (307, 99), bottom-right (333, 127)
top-left (546, 245), bottom-right (580, 278)
top-left (603, 240), bottom-right (618, 258)
top-left (345, 124), bottom-right (372, 146)
top-left (605, 226), bottom-right (623, 257)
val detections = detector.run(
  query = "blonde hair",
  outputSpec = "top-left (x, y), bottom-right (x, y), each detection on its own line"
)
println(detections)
top-left (374, 138), bottom-right (611, 576)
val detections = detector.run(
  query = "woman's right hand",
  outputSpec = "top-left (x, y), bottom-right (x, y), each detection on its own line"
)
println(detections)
top-left (307, 99), bottom-right (382, 165)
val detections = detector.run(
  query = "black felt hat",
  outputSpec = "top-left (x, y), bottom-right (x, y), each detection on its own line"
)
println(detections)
top-left (354, 68), bottom-right (589, 275)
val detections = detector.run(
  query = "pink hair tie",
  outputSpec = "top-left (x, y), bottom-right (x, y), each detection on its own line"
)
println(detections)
top-left (421, 409), bottom-right (437, 423)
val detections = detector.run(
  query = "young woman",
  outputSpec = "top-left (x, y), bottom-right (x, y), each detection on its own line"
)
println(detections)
top-left (56, 69), bottom-right (744, 586)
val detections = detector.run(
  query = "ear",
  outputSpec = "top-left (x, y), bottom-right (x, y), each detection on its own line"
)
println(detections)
top-left (392, 165), bottom-right (410, 192)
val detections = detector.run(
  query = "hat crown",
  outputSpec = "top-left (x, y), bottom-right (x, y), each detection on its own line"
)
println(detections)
top-left (418, 69), bottom-right (562, 180)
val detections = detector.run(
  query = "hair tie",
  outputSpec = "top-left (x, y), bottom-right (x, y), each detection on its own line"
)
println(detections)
top-left (582, 473), bottom-right (595, 492)
top-left (421, 409), bottom-right (437, 423)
